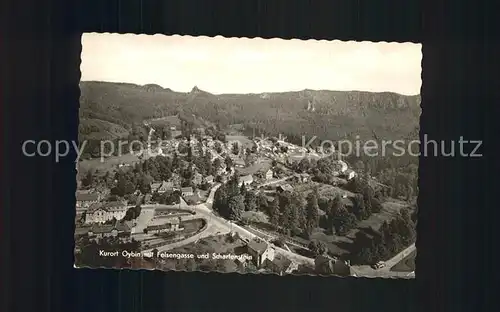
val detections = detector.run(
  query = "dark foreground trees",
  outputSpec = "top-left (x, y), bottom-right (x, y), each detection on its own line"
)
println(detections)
top-left (75, 237), bottom-right (141, 268)
top-left (350, 208), bottom-right (416, 264)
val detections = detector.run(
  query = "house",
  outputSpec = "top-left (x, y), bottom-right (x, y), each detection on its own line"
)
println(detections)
top-left (181, 187), bottom-right (194, 197)
top-left (157, 181), bottom-right (173, 193)
top-left (264, 169), bottom-right (274, 180)
top-left (246, 240), bottom-right (275, 267)
top-left (84, 201), bottom-right (128, 224)
top-left (344, 169), bottom-right (356, 180)
top-left (277, 184), bottom-right (294, 193)
top-left (145, 218), bottom-right (182, 234)
top-left (234, 158), bottom-right (246, 168)
top-left (150, 182), bottom-right (163, 193)
top-left (171, 130), bottom-right (182, 138)
top-left (266, 254), bottom-right (299, 275)
top-left (193, 172), bottom-right (203, 185)
top-left (293, 173), bottom-right (310, 183)
top-left (238, 174), bottom-right (254, 187)
top-left (87, 221), bottom-right (131, 242)
top-left (75, 192), bottom-right (99, 208)
top-left (234, 254), bottom-right (250, 270)
top-left (204, 175), bottom-right (214, 184)
top-left (314, 255), bottom-right (352, 277)
top-left (337, 160), bottom-right (348, 173)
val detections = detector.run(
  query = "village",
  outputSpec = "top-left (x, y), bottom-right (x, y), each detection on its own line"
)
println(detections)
top-left (74, 116), bottom-right (416, 277)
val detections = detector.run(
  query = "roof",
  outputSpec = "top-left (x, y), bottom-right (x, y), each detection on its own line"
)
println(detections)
top-left (278, 184), bottom-right (294, 192)
top-left (87, 203), bottom-right (102, 211)
top-left (76, 192), bottom-right (99, 202)
top-left (181, 187), bottom-right (193, 193)
top-left (240, 175), bottom-right (254, 183)
top-left (88, 201), bottom-right (126, 213)
top-left (247, 240), bottom-right (269, 254)
top-left (151, 182), bottom-right (162, 189)
top-left (234, 159), bottom-right (246, 165)
top-left (159, 181), bottom-right (173, 189)
top-left (205, 175), bottom-right (214, 180)
top-left (89, 222), bottom-right (130, 234)
top-left (271, 255), bottom-right (293, 270)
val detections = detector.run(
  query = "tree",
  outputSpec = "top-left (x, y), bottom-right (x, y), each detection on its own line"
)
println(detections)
top-left (224, 155), bottom-right (233, 168)
top-left (297, 158), bottom-right (310, 173)
top-left (213, 158), bottom-right (222, 170)
top-left (137, 174), bottom-right (153, 194)
top-left (305, 192), bottom-right (320, 235)
top-left (227, 195), bottom-right (245, 221)
top-left (82, 170), bottom-right (94, 187)
top-left (352, 194), bottom-right (368, 220)
top-left (308, 241), bottom-right (327, 256)
top-left (332, 205), bottom-right (357, 235)
top-left (214, 142), bottom-right (223, 154)
top-left (232, 142), bottom-right (240, 155)
top-left (268, 198), bottom-right (280, 228)
top-left (123, 205), bottom-right (142, 221)
top-left (244, 191), bottom-right (258, 211)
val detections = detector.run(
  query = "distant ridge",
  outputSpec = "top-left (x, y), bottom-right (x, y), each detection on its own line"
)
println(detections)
top-left (79, 81), bottom-right (421, 142)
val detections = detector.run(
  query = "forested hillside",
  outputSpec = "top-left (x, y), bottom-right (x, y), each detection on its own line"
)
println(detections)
top-left (79, 81), bottom-right (421, 143)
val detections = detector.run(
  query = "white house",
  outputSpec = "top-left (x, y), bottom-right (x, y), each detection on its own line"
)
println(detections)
top-left (246, 240), bottom-right (275, 267)
top-left (238, 175), bottom-right (254, 187)
top-left (264, 169), bottom-right (274, 180)
top-left (84, 202), bottom-right (128, 224)
top-left (204, 175), bottom-right (214, 184)
top-left (158, 181), bottom-right (173, 193)
top-left (181, 187), bottom-right (194, 197)
top-left (337, 160), bottom-right (348, 173)
top-left (345, 169), bottom-right (356, 180)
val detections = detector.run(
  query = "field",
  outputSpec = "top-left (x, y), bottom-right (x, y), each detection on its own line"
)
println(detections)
top-left (78, 153), bottom-right (142, 175)
top-left (236, 158), bottom-right (272, 176)
top-left (390, 250), bottom-right (416, 272)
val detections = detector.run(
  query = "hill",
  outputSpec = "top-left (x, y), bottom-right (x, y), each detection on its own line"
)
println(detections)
top-left (79, 81), bottom-right (421, 142)
top-left (79, 81), bottom-right (186, 140)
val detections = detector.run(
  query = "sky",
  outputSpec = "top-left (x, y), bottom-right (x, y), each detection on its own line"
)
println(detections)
top-left (81, 33), bottom-right (422, 95)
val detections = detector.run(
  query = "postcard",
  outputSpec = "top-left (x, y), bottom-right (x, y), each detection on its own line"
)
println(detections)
top-left (74, 33), bottom-right (420, 278)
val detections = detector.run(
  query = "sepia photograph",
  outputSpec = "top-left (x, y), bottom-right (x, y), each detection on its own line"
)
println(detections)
top-left (74, 33), bottom-right (421, 278)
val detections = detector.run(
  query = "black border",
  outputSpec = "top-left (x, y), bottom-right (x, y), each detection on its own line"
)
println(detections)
top-left (2, 0), bottom-right (494, 311)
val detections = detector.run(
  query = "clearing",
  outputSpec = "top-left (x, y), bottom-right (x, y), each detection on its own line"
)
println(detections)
top-left (78, 153), bottom-right (142, 175)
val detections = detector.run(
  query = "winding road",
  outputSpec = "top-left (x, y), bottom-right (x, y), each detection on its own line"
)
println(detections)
top-left (141, 183), bottom-right (314, 265)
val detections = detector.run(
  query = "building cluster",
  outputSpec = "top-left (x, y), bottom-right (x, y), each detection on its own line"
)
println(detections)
top-left (74, 218), bottom-right (134, 243)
